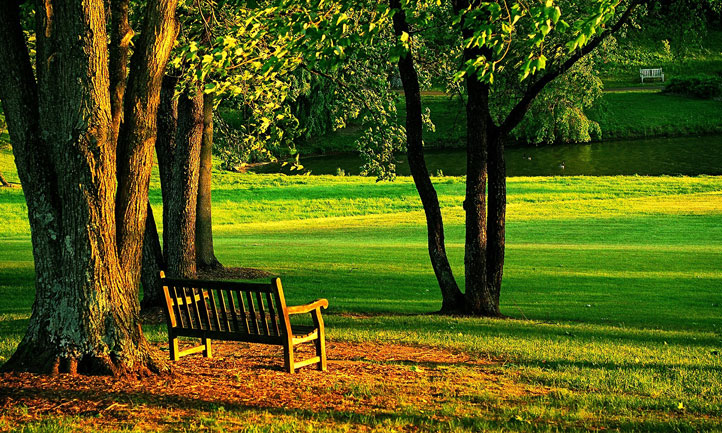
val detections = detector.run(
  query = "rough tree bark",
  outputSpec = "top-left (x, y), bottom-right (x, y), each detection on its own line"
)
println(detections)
top-left (390, 0), bottom-right (464, 313)
top-left (164, 85), bottom-right (203, 279)
top-left (139, 76), bottom-right (177, 310)
top-left (0, 0), bottom-right (178, 375)
top-left (195, 93), bottom-right (222, 270)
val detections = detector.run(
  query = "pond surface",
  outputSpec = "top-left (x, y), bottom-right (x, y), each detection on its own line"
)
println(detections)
top-left (257, 135), bottom-right (722, 176)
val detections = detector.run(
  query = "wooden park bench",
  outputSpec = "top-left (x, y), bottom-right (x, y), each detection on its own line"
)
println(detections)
top-left (639, 68), bottom-right (664, 83)
top-left (160, 272), bottom-right (328, 373)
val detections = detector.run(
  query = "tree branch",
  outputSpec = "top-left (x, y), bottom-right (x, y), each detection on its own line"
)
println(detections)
top-left (109, 0), bottom-right (134, 149)
top-left (116, 0), bottom-right (179, 278)
top-left (0, 1), bottom-right (60, 222)
top-left (499, 0), bottom-right (643, 135)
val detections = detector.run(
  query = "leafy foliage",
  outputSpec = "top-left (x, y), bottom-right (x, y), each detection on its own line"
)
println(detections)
top-left (504, 57), bottom-right (603, 144)
top-left (663, 74), bottom-right (722, 99)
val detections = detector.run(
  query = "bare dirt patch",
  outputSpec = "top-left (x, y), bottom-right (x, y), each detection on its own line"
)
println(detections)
top-left (0, 341), bottom-right (547, 431)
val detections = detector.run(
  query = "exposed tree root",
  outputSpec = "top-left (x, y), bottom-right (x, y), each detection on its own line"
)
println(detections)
top-left (2, 340), bottom-right (170, 377)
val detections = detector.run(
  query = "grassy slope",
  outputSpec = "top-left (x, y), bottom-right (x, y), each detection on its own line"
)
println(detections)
top-left (587, 91), bottom-right (722, 139)
top-left (1, 148), bottom-right (721, 431)
top-left (599, 30), bottom-right (722, 89)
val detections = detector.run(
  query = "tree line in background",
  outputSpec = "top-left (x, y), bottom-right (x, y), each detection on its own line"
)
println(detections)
top-left (0, 0), bottom-right (710, 375)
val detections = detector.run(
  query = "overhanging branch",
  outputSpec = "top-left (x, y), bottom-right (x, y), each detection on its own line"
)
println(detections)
top-left (499, 0), bottom-right (643, 135)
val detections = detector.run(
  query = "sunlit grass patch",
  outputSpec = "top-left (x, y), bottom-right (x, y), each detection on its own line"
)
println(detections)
top-left (1, 148), bottom-right (721, 431)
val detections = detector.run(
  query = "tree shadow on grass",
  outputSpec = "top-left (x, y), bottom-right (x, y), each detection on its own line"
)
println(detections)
top-left (329, 314), bottom-right (722, 349)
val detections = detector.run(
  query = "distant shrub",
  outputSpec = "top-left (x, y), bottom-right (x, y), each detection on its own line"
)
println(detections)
top-left (663, 74), bottom-right (722, 99)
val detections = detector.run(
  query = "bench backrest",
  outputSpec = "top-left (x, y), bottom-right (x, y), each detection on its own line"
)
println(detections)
top-left (640, 68), bottom-right (663, 77)
top-left (161, 275), bottom-right (291, 340)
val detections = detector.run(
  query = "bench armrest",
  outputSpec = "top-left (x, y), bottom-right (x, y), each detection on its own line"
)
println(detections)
top-left (286, 299), bottom-right (329, 315)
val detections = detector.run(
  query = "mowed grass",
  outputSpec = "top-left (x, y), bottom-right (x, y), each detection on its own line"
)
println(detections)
top-left (1, 147), bottom-right (722, 431)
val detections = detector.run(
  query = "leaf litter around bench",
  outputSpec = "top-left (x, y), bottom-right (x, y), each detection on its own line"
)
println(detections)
top-left (0, 340), bottom-right (548, 431)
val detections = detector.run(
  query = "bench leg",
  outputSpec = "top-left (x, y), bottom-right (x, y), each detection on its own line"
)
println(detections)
top-left (283, 343), bottom-right (295, 374)
top-left (203, 338), bottom-right (212, 358)
top-left (312, 309), bottom-right (327, 372)
top-left (169, 333), bottom-right (179, 361)
top-left (315, 333), bottom-right (327, 372)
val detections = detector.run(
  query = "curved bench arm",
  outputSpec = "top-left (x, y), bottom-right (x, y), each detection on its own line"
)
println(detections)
top-left (286, 298), bottom-right (329, 315)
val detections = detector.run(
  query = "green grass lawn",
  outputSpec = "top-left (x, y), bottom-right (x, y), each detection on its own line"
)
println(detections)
top-left (1, 147), bottom-right (721, 431)
top-left (587, 91), bottom-right (722, 140)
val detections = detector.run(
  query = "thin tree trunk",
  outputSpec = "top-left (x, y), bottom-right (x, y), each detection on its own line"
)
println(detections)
top-left (164, 86), bottom-right (203, 279)
top-left (109, 0), bottom-right (132, 148)
top-left (390, 0), bottom-right (464, 312)
top-left (462, 72), bottom-right (500, 316)
top-left (115, 0), bottom-right (179, 284)
top-left (486, 133), bottom-right (505, 312)
top-left (195, 93), bottom-right (222, 270)
top-left (0, 170), bottom-right (10, 187)
top-left (156, 75), bottom-right (178, 267)
top-left (140, 202), bottom-right (165, 310)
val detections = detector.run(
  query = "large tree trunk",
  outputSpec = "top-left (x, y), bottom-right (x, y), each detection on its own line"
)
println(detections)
top-left (390, 0), bottom-right (464, 313)
top-left (462, 72), bottom-right (501, 317)
top-left (164, 86), bottom-right (203, 279)
top-left (453, 0), bottom-right (501, 317)
top-left (0, 0), bottom-right (178, 375)
top-left (195, 93), bottom-right (222, 270)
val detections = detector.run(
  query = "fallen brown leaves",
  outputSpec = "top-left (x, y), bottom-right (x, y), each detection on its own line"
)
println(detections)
top-left (0, 340), bottom-right (547, 431)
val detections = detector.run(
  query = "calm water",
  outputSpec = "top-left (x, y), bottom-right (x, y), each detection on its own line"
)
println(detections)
top-left (258, 135), bottom-right (722, 176)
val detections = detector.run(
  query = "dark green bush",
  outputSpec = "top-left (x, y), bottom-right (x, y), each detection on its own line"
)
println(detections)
top-left (663, 74), bottom-right (722, 99)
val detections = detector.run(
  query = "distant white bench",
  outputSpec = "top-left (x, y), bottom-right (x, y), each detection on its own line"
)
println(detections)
top-left (640, 68), bottom-right (664, 83)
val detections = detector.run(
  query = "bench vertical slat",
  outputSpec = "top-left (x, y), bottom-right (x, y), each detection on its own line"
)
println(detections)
top-left (245, 290), bottom-right (260, 335)
top-left (207, 289), bottom-right (222, 332)
top-left (225, 289), bottom-right (241, 333)
top-left (265, 292), bottom-right (280, 336)
top-left (198, 288), bottom-right (213, 331)
top-left (217, 289), bottom-right (231, 332)
top-left (256, 291), bottom-right (271, 336)
top-left (190, 286), bottom-right (204, 329)
top-left (235, 289), bottom-right (251, 333)
top-left (181, 286), bottom-right (196, 329)
top-left (171, 285), bottom-right (186, 328)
